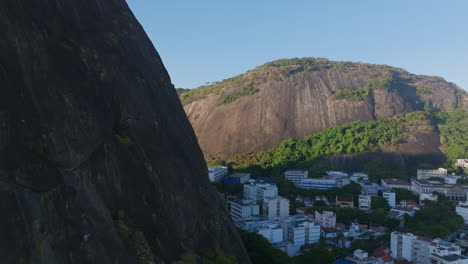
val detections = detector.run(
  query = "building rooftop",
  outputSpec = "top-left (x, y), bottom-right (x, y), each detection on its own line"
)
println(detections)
top-left (336, 195), bottom-right (353, 202)
top-left (382, 178), bottom-right (411, 186)
top-left (229, 172), bottom-right (250, 178)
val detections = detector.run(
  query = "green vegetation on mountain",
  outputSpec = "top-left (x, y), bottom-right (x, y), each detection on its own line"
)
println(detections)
top-left (332, 76), bottom-right (393, 102)
top-left (175, 88), bottom-right (191, 96)
top-left (333, 88), bottom-right (371, 101)
top-left (217, 83), bottom-right (259, 105)
top-left (227, 112), bottom-right (430, 170)
top-left (436, 109), bottom-right (468, 162)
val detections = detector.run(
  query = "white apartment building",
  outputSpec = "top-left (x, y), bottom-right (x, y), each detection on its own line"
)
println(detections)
top-left (300, 178), bottom-right (336, 190)
top-left (284, 170), bottom-right (308, 187)
top-left (208, 166), bottom-right (228, 183)
top-left (391, 232), bottom-right (433, 264)
top-left (228, 199), bottom-right (259, 222)
top-left (456, 159), bottom-right (468, 169)
top-left (314, 211), bottom-right (336, 228)
top-left (263, 196), bottom-right (290, 219)
top-left (456, 201), bottom-right (468, 224)
top-left (383, 191), bottom-right (396, 208)
top-left (417, 168), bottom-right (448, 180)
top-left (282, 215), bottom-right (320, 251)
top-left (243, 182), bottom-right (278, 201)
top-left (359, 194), bottom-right (372, 212)
top-left (324, 173), bottom-right (351, 188)
top-left (256, 223), bottom-right (283, 244)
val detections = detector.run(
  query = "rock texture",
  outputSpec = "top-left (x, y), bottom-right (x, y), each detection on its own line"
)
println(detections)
top-left (0, 1), bottom-right (248, 263)
top-left (183, 60), bottom-right (467, 158)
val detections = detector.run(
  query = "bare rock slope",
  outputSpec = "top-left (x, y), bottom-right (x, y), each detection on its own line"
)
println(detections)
top-left (182, 59), bottom-right (467, 158)
top-left (0, 1), bottom-right (248, 263)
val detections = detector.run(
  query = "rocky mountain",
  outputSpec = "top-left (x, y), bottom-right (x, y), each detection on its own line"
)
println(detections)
top-left (182, 58), bottom-right (467, 159)
top-left (0, 1), bottom-right (248, 263)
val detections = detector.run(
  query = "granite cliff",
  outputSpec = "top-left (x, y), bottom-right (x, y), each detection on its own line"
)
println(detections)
top-left (182, 58), bottom-right (467, 159)
top-left (0, 0), bottom-right (248, 263)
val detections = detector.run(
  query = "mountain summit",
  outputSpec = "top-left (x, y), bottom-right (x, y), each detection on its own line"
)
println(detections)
top-left (181, 58), bottom-right (467, 158)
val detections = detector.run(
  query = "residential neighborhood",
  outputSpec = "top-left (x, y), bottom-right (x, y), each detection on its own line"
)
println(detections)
top-left (210, 158), bottom-right (468, 263)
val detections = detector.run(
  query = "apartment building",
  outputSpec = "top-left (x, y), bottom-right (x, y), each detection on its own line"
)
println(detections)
top-left (314, 211), bottom-right (336, 228)
top-left (244, 182), bottom-right (278, 201)
top-left (359, 194), bottom-right (372, 212)
top-left (391, 232), bottom-right (433, 264)
top-left (456, 201), bottom-right (468, 224)
top-left (284, 170), bottom-right (308, 187)
top-left (263, 196), bottom-right (290, 220)
top-left (256, 223), bottom-right (283, 244)
top-left (208, 166), bottom-right (228, 183)
top-left (228, 199), bottom-right (259, 222)
top-left (382, 191), bottom-right (396, 208)
top-left (282, 215), bottom-right (320, 250)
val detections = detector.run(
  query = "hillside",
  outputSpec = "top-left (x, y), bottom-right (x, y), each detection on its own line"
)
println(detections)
top-left (0, 1), bottom-right (248, 263)
top-left (181, 58), bottom-right (467, 159)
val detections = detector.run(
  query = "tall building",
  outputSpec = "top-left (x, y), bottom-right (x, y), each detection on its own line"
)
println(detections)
top-left (359, 194), bottom-right (372, 212)
top-left (263, 196), bottom-right (290, 219)
top-left (391, 232), bottom-right (433, 264)
top-left (314, 211), bottom-right (336, 228)
top-left (284, 170), bottom-right (308, 187)
top-left (382, 191), bottom-right (396, 208)
top-left (208, 166), bottom-right (228, 183)
top-left (228, 199), bottom-right (259, 222)
top-left (256, 223), bottom-right (283, 244)
top-left (417, 168), bottom-right (448, 180)
top-left (244, 182), bottom-right (278, 201)
top-left (456, 201), bottom-right (468, 224)
top-left (282, 215), bottom-right (320, 253)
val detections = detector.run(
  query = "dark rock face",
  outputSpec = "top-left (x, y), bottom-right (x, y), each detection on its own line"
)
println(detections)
top-left (0, 1), bottom-right (248, 263)
top-left (185, 65), bottom-right (467, 158)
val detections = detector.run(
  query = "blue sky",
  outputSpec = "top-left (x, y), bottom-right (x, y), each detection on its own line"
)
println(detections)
top-left (126, 1), bottom-right (468, 90)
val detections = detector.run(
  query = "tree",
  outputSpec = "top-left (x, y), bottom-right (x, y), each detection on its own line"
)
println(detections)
top-left (238, 230), bottom-right (291, 264)
top-left (292, 247), bottom-right (334, 264)
top-left (371, 196), bottom-right (390, 210)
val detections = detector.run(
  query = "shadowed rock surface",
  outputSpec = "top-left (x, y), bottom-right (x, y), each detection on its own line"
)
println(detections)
top-left (0, 0), bottom-right (249, 263)
top-left (182, 59), bottom-right (467, 158)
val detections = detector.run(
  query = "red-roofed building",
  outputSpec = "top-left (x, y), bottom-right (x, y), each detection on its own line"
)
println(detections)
top-left (381, 178), bottom-right (412, 190)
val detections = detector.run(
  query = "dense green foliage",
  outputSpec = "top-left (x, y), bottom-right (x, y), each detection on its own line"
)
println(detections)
top-left (406, 198), bottom-right (464, 238)
top-left (437, 109), bottom-right (468, 162)
top-left (362, 76), bottom-right (393, 91)
top-left (363, 158), bottom-right (410, 183)
top-left (333, 88), bottom-right (370, 101)
top-left (228, 115), bottom-right (405, 170)
top-left (392, 188), bottom-right (419, 202)
top-left (239, 230), bottom-right (291, 264)
top-left (218, 83), bottom-right (259, 105)
top-left (175, 88), bottom-right (190, 96)
top-left (332, 76), bottom-right (393, 102)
